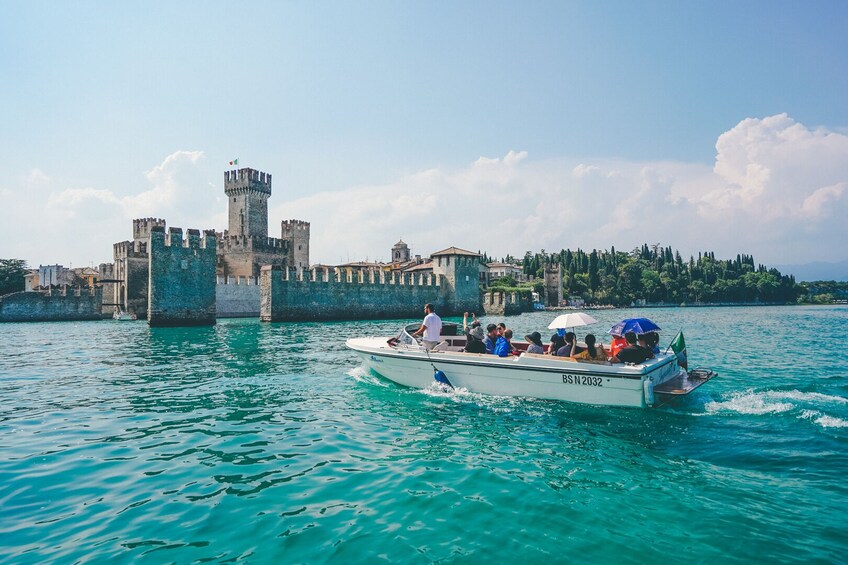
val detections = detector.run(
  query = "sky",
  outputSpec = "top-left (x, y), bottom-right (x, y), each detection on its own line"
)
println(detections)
top-left (2, 1), bottom-right (847, 272)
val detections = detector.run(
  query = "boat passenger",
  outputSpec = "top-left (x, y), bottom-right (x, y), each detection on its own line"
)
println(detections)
top-left (548, 329), bottom-right (566, 355)
top-left (464, 325), bottom-right (488, 354)
top-left (609, 334), bottom-right (627, 357)
top-left (525, 332), bottom-right (545, 354)
top-left (483, 324), bottom-right (499, 354)
top-left (555, 332), bottom-right (584, 357)
top-left (463, 311), bottom-right (480, 334)
top-left (570, 334), bottom-right (608, 363)
top-left (412, 303), bottom-right (442, 351)
top-left (493, 329), bottom-right (513, 357)
top-left (609, 331), bottom-right (653, 364)
top-left (497, 323), bottom-right (518, 353)
top-left (644, 331), bottom-right (661, 354)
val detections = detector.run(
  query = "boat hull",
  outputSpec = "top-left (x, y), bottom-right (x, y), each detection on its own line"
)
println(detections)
top-left (346, 337), bottom-right (687, 408)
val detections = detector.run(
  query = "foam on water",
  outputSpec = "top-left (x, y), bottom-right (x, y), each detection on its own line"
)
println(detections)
top-left (706, 388), bottom-right (848, 429)
top-left (800, 409), bottom-right (848, 429)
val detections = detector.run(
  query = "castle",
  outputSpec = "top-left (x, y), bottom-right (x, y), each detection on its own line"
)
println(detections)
top-left (2, 164), bottom-right (555, 325)
top-left (111, 167), bottom-right (310, 316)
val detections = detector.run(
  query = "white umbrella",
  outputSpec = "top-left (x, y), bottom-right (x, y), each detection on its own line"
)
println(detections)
top-left (547, 312), bottom-right (599, 330)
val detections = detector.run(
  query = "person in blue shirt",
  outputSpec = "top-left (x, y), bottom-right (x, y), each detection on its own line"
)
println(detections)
top-left (483, 324), bottom-right (498, 354)
top-left (494, 329), bottom-right (513, 357)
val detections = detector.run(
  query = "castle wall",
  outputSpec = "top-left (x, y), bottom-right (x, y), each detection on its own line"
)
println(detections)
top-left (0, 286), bottom-right (103, 322)
top-left (148, 227), bottom-right (217, 327)
top-left (482, 290), bottom-right (533, 316)
top-left (217, 236), bottom-right (291, 278)
top-left (216, 276), bottom-right (260, 318)
top-left (260, 267), bottom-right (449, 322)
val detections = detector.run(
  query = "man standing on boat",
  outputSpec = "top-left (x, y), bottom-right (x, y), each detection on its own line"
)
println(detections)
top-left (412, 303), bottom-right (442, 351)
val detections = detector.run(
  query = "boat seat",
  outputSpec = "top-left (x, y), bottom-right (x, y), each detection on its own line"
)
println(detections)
top-left (432, 341), bottom-right (450, 352)
top-left (522, 353), bottom-right (577, 362)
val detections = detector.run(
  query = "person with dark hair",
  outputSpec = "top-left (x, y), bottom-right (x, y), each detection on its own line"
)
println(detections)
top-left (555, 332), bottom-right (584, 357)
top-left (610, 331), bottom-right (653, 364)
top-left (483, 324), bottom-right (499, 354)
top-left (525, 331), bottom-right (546, 354)
top-left (494, 329), bottom-right (513, 357)
top-left (644, 331), bottom-right (660, 354)
top-left (570, 334), bottom-right (608, 363)
top-left (412, 303), bottom-right (442, 351)
top-left (548, 329), bottom-right (566, 355)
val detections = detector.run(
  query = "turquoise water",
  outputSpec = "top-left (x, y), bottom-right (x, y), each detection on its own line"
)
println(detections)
top-left (1, 306), bottom-right (846, 563)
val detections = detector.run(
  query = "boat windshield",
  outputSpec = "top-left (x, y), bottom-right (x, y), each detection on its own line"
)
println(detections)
top-left (395, 327), bottom-right (419, 346)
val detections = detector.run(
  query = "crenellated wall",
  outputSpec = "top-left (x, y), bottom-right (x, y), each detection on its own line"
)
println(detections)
top-left (148, 227), bottom-right (217, 327)
top-left (216, 275), bottom-right (260, 318)
top-left (0, 286), bottom-right (103, 322)
top-left (261, 266), bottom-right (451, 322)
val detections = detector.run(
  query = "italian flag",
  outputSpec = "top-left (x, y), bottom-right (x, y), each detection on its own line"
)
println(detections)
top-left (229, 158), bottom-right (239, 166)
top-left (670, 331), bottom-right (688, 371)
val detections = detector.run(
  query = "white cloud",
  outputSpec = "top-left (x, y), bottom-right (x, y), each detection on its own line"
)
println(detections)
top-left (0, 151), bottom-right (221, 266)
top-left (2, 115), bottom-right (847, 268)
top-left (280, 115), bottom-right (848, 266)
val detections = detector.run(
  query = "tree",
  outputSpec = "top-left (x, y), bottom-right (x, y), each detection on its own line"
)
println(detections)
top-left (0, 259), bottom-right (28, 296)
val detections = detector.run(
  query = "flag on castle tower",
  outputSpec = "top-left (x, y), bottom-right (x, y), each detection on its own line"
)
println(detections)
top-left (229, 158), bottom-right (239, 166)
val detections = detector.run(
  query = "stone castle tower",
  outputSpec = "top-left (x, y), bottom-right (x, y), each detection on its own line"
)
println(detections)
top-left (392, 239), bottom-right (410, 263)
top-left (225, 169), bottom-right (271, 238)
top-left (217, 167), bottom-right (310, 278)
top-left (281, 220), bottom-right (310, 270)
top-left (431, 247), bottom-right (482, 314)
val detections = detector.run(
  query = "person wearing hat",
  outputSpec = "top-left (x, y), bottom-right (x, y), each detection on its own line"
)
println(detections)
top-left (463, 324), bottom-right (488, 354)
top-left (525, 331), bottom-right (545, 354)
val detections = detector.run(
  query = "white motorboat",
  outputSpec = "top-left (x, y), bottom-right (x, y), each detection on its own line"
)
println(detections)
top-left (346, 323), bottom-right (716, 408)
top-left (113, 309), bottom-right (136, 321)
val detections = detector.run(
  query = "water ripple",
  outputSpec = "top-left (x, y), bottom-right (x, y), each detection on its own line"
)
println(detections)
top-left (1, 308), bottom-right (847, 562)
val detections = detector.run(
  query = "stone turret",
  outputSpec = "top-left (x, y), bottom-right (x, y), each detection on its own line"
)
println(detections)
top-left (281, 219), bottom-right (310, 270)
top-left (430, 247), bottom-right (482, 314)
top-left (133, 218), bottom-right (167, 242)
top-left (224, 168), bottom-right (272, 238)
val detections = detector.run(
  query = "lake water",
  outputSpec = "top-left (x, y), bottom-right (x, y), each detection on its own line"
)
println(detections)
top-left (1, 306), bottom-right (846, 563)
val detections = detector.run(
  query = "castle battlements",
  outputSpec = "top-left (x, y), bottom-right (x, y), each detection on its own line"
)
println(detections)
top-left (264, 264), bottom-right (444, 287)
top-left (150, 226), bottom-right (216, 249)
top-left (133, 218), bottom-right (167, 241)
top-left (114, 240), bottom-right (149, 258)
top-left (281, 219), bottom-right (310, 231)
top-left (224, 168), bottom-right (272, 196)
top-left (217, 233), bottom-right (289, 253)
top-left (217, 275), bottom-right (258, 285)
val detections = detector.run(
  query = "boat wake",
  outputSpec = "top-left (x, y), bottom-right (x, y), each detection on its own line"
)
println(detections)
top-left (346, 366), bottom-right (391, 387)
top-left (705, 389), bottom-right (848, 429)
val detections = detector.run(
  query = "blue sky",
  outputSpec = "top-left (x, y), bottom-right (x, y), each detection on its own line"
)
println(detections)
top-left (2, 1), bottom-right (847, 270)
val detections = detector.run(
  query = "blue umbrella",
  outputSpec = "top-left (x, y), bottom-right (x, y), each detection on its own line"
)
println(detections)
top-left (608, 317), bottom-right (661, 337)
